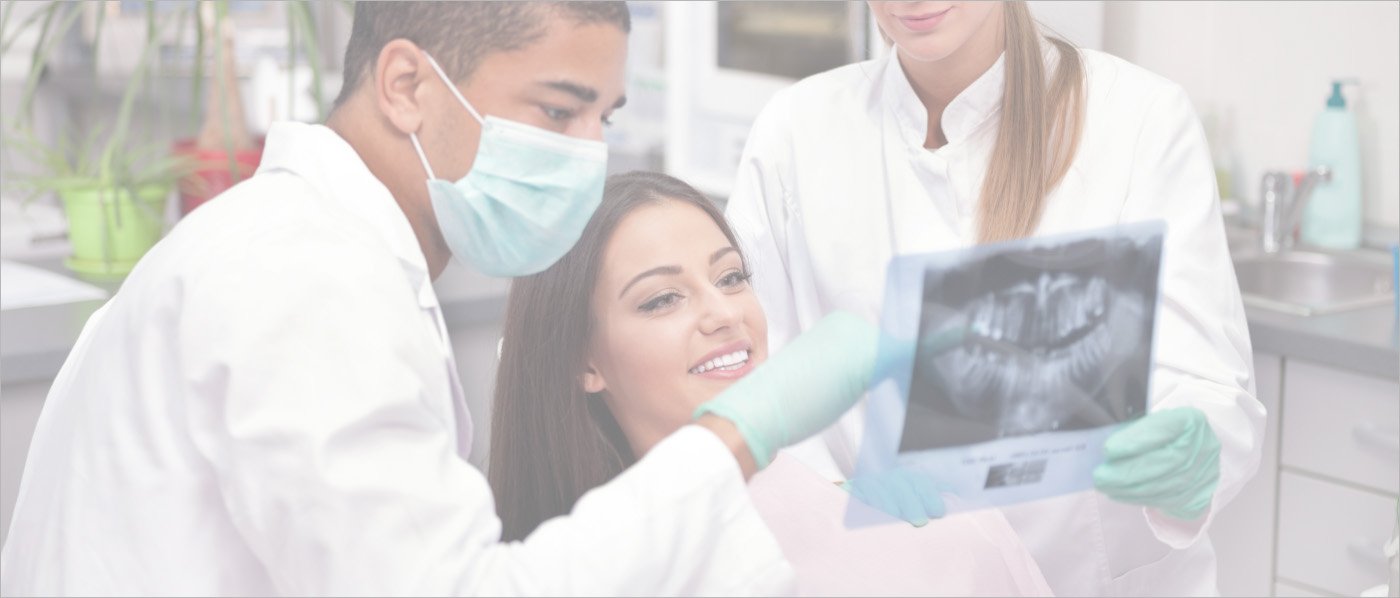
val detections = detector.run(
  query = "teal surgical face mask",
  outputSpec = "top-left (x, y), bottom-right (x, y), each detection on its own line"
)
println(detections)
top-left (410, 52), bottom-right (608, 277)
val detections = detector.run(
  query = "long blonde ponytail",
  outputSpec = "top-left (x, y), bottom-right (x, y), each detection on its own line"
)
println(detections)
top-left (976, 2), bottom-right (1085, 243)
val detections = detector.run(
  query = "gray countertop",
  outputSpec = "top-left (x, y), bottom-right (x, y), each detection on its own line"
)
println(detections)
top-left (3, 258), bottom-right (1397, 387)
top-left (0, 259), bottom-right (511, 386)
top-left (0, 297), bottom-right (105, 387)
top-left (1247, 302), bottom-right (1397, 380)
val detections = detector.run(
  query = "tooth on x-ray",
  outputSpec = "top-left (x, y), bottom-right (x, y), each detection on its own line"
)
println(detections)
top-left (897, 228), bottom-right (1162, 453)
top-left (845, 223), bottom-right (1163, 524)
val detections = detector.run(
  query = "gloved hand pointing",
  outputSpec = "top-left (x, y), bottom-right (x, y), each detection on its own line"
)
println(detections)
top-left (842, 467), bottom-right (947, 527)
top-left (693, 311), bottom-right (878, 469)
top-left (1093, 407), bottom-right (1221, 520)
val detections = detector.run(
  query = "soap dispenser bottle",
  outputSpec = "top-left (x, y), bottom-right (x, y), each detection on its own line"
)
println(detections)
top-left (1300, 79), bottom-right (1363, 249)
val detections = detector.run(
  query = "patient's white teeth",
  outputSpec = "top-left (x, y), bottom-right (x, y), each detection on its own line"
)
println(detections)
top-left (690, 349), bottom-right (751, 375)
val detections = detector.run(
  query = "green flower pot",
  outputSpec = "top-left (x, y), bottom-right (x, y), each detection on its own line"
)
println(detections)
top-left (58, 185), bottom-right (169, 281)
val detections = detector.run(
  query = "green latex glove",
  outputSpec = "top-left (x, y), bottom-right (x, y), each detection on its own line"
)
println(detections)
top-left (1093, 407), bottom-right (1221, 520)
top-left (842, 468), bottom-right (947, 527)
top-left (693, 311), bottom-right (878, 469)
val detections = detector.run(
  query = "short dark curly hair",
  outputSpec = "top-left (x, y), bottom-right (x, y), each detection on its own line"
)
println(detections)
top-left (334, 1), bottom-right (631, 107)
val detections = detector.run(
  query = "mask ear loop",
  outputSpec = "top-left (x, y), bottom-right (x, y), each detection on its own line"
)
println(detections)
top-left (409, 133), bottom-right (437, 180)
top-left (422, 51), bottom-right (485, 125)
top-left (414, 51), bottom-right (485, 181)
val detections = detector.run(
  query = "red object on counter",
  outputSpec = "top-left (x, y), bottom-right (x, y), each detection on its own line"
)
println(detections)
top-left (171, 137), bottom-right (264, 216)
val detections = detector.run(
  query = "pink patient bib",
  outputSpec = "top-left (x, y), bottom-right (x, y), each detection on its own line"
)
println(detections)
top-left (748, 454), bottom-right (1054, 597)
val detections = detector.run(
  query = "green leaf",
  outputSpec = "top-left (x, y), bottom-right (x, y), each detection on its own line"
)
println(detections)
top-left (2, 1), bottom-right (193, 195)
top-left (90, 0), bottom-right (105, 75)
top-left (211, 0), bottom-right (237, 179)
top-left (0, 1), bottom-right (17, 44)
top-left (291, 1), bottom-right (325, 120)
top-left (18, 3), bottom-right (75, 123)
top-left (98, 1), bottom-right (163, 177)
top-left (0, 0), bottom-right (54, 55)
top-left (192, 0), bottom-right (206, 133)
top-left (286, 0), bottom-right (296, 121)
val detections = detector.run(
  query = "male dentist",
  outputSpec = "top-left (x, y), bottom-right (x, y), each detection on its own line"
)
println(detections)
top-left (0, 3), bottom-right (875, 595)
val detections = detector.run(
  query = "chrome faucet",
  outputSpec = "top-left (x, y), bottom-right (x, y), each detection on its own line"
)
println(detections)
top-left (1259, 166), bottom-right (1332, 254)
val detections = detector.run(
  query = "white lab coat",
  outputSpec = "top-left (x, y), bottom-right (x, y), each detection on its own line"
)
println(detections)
top-left (726, 48), bottom-right (1265, 597)
top-left (1, 122), bottom-right (794, 596)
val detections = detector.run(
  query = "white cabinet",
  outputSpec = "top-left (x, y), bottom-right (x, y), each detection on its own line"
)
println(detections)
top-left (1280, 361), bottom-right (1400, 495)
top-left (1213, 354), bottom-right (1399, 597)
top-left (1277, 472), bottom-right (1395, 595)
top-left (1274, 360), bottom-right (1399, 596)
top-left (1212, 352), bottom-right (1282, 597)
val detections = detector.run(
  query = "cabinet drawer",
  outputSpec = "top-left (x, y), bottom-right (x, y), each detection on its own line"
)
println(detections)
top-left (1276, 472), bottom-right (1396, 596)
top-left (1281, 360), bottom-right (1399, 494)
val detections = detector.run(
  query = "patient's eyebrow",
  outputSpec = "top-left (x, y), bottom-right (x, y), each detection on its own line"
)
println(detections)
top-left (710, 247), bottom-right (736, 264)
top-left (619, 265), bottom-right (682, 299)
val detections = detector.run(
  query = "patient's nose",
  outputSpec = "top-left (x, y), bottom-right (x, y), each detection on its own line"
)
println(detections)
top-left (696, 288), bottom-right (743, 335)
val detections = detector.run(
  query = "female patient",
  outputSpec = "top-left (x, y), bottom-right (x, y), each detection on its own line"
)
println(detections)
top-left (488, 171), bottom-right (1051, 596)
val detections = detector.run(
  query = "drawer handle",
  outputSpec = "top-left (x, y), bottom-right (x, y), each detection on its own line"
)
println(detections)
top-left (1352, 423), bottom-right (1400, 456)
top-left (1348, 537), bottom-right (1390, 568)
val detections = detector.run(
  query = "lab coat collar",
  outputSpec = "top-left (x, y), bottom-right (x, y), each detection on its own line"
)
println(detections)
top-left (885, 50), bottom-right (1006, 150)
top-left (257, 122), bottom-right (437, 307)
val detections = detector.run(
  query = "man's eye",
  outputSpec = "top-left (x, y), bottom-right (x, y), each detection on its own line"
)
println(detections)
top-left (541, 105), bottom-right (573, 121)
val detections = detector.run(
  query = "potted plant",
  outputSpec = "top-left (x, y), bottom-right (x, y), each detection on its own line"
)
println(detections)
top-left (2, 1), bottom-right (194, 280)
top-left (1, 0), bottom-right (344, 277)
top-left (6, 128), bottom-right (195, 280)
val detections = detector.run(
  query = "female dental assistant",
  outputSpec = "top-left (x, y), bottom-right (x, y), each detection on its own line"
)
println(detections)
top-left (726, 1), bottom-right (1264, 595)
top-left (0, 4), bottom-right (878, 596)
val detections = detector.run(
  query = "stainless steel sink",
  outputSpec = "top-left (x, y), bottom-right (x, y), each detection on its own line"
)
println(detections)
top-left (1233, 249), bottom-right (1395, 317)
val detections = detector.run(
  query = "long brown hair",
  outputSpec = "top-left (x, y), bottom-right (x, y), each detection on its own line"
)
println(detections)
top-left (977, 1), bottom-right (1085, 243)
top-left (488, 171), bottom-right (745, 542)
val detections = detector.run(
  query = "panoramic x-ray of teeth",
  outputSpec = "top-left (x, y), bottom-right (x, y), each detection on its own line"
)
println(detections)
top-left (898, 230), bottom-right (1164, 453)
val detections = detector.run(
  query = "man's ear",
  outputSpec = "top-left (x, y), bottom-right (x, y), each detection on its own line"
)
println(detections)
top-left (374, 39), bottom-right (431, 136)
top-left (581, 362), bottom-right (607, 395)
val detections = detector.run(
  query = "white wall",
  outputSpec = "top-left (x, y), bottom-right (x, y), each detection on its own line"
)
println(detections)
top-left (1027, 1), bottom-right (1104, 50)
top-left (1104, 1), bottom-right (1400, 229)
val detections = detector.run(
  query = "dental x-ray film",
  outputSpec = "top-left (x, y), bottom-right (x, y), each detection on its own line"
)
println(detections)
top-left (846, 221), bottom-right (1165, 527)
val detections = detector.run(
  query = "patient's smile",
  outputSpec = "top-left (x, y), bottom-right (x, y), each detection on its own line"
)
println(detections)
top-left (689, 343), bottom-right (755, 380)
top-left (690, 349), bottom-right (750, 374)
